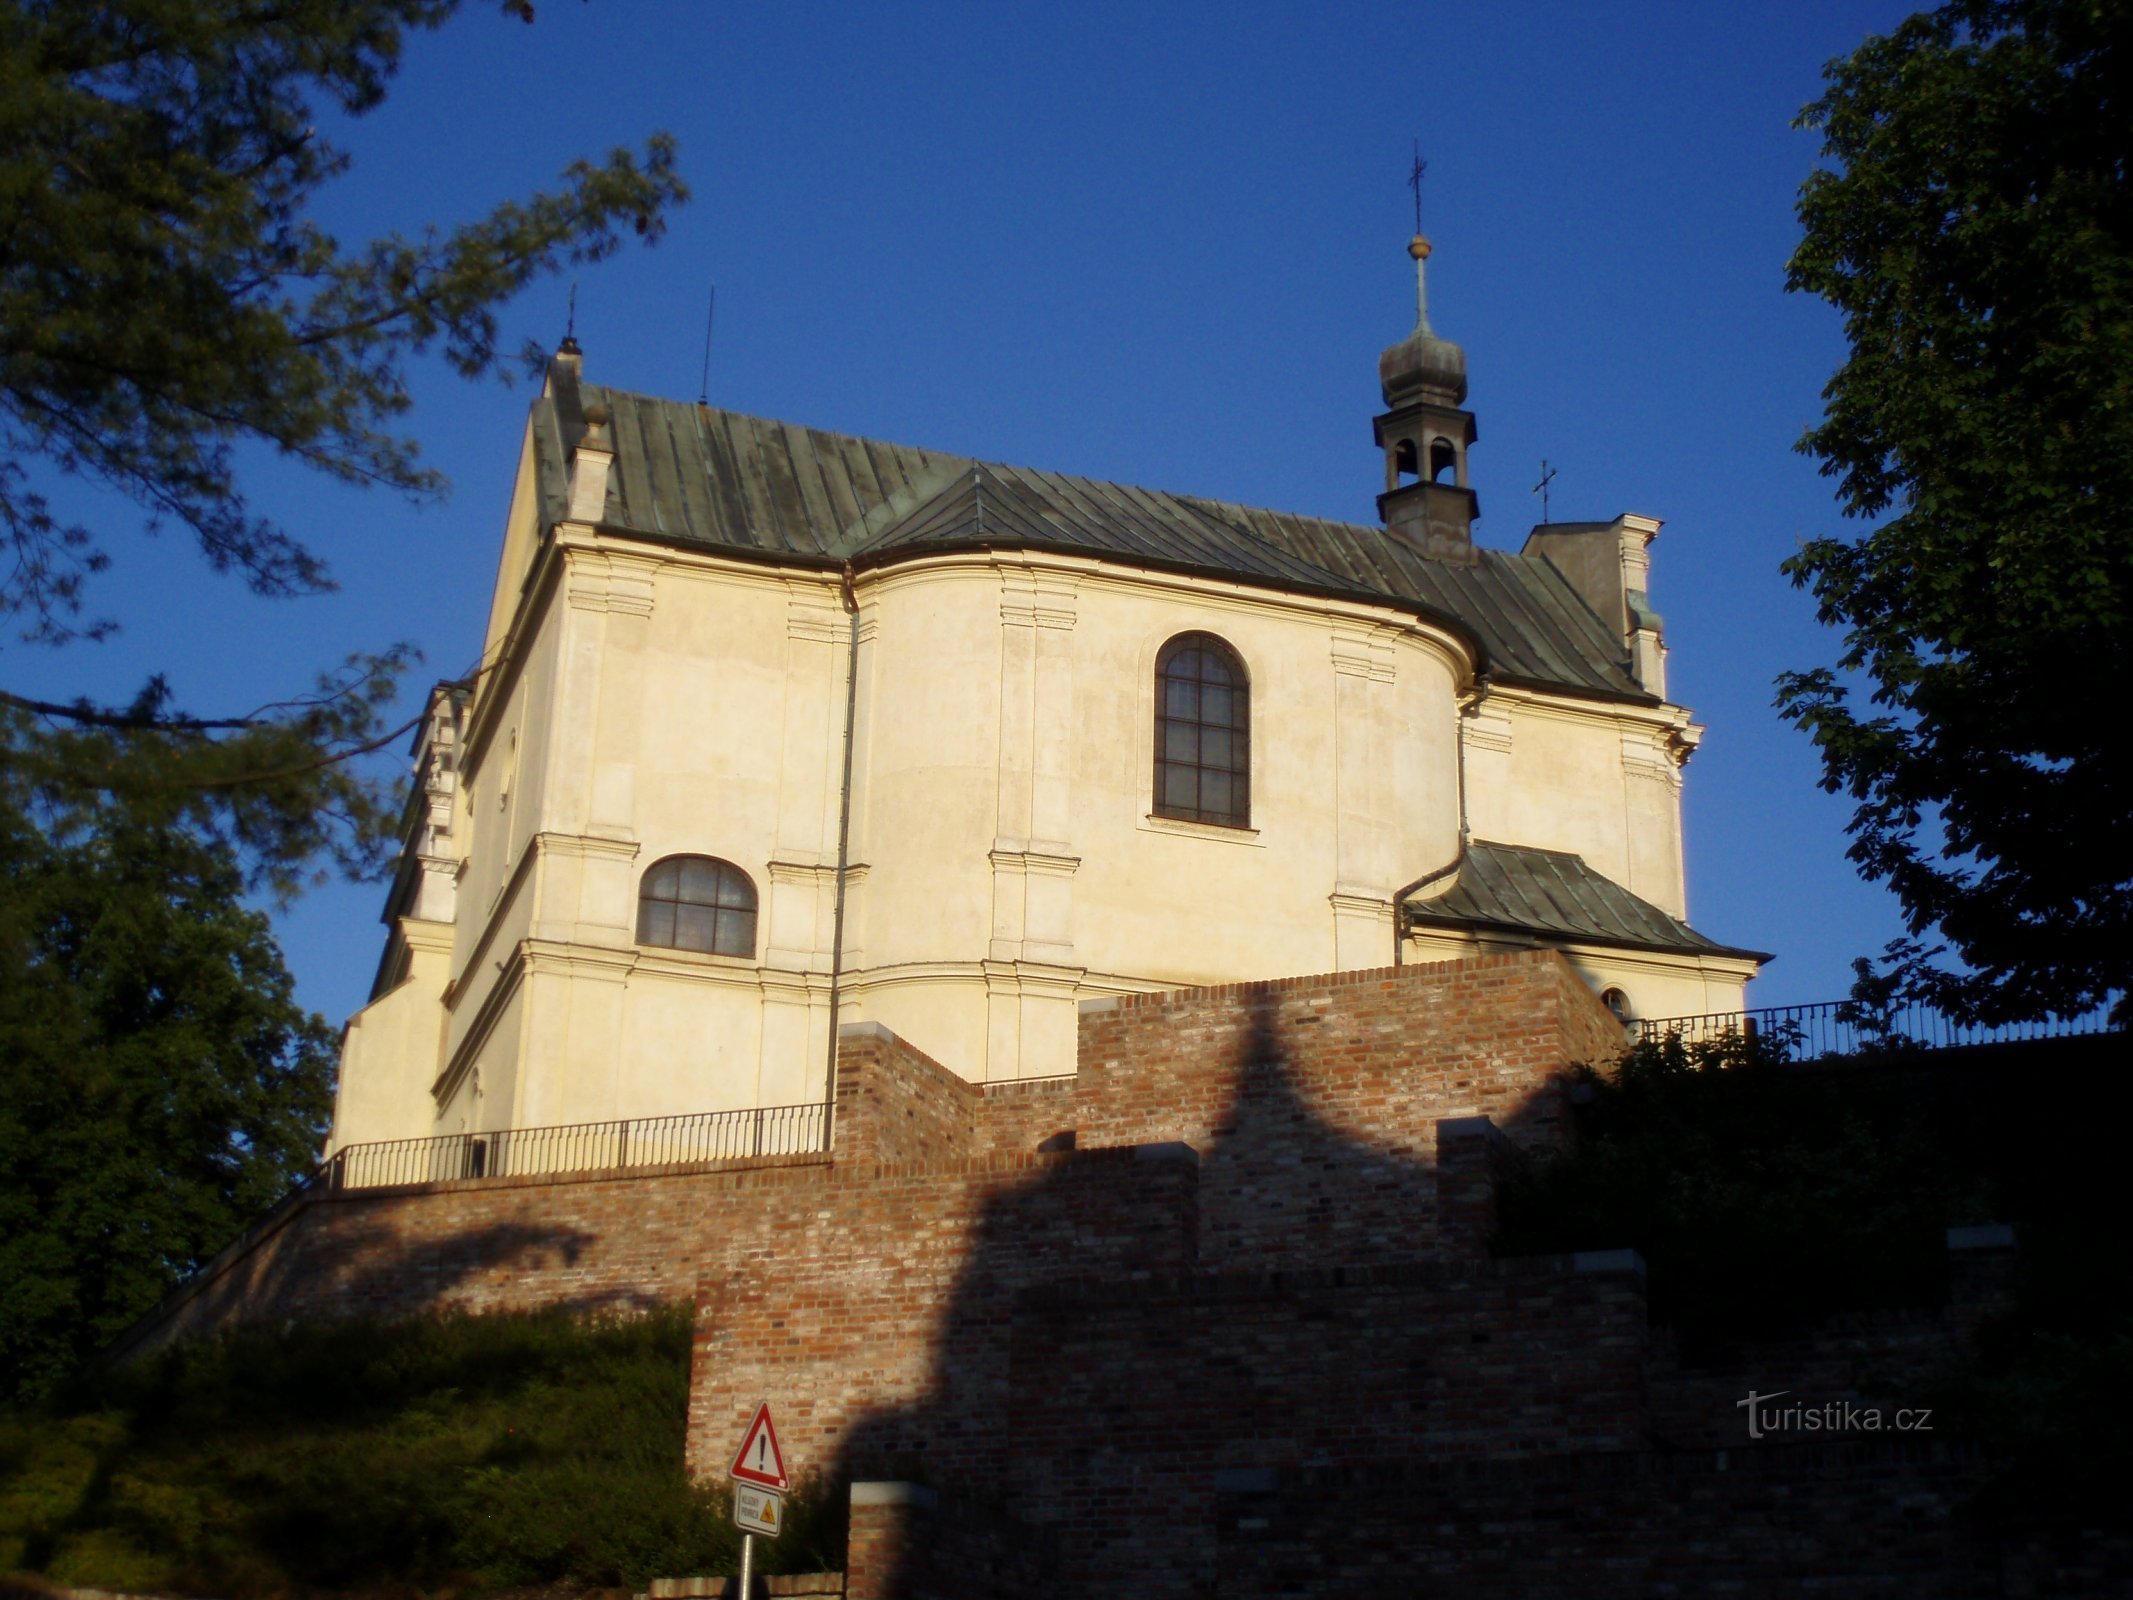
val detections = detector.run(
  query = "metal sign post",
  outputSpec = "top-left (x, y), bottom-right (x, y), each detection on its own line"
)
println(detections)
top-left (729, 1403), bottom-right (789, 1597)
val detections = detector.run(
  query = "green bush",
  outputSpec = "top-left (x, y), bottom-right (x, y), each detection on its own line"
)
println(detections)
top-left (0, 1306), bottom-right (843, 1597)
top-left (1495, 1029), bottom-right (1989, 1344)
top-left (1496, 1029), bottom-right (2133, 1517)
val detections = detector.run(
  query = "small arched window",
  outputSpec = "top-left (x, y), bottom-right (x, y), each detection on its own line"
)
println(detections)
top-left (637, 856), bottom-right (758, 958)
top-left (1601, 987), bottom-right (1635, 1028)
top-left (1155, 632), bottom-right (1250, 828)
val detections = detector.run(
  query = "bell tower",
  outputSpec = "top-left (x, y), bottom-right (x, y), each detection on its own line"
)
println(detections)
top-left (1374, 229), bottom-right (1479, 563)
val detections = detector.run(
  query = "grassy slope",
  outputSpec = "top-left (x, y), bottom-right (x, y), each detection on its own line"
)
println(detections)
top-left (0, 1307), bottom-right (841, 1598)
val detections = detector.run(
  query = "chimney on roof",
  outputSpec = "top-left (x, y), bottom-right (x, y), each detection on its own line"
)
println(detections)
top-left (1522, 513), bottom-right (1668, 696)
top-left (566, 400), bottom-right (614, 524)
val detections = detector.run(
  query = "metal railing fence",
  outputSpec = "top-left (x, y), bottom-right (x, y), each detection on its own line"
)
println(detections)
top-left (323, 1102), bottom-right (828, 1191)
top-left (1636, 999), bottom-right (2116, 1061)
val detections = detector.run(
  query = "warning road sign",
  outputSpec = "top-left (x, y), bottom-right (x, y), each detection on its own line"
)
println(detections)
top-left (733, 1483), bottom-right (783, 1538)
top-left (729, 1401), bottom-right (788, 1491)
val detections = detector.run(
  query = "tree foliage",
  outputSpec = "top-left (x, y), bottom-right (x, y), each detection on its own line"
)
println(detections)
top-left (1778, 0), bottom-right (2131, 1022)
top-left (0, 0), bottom-right (686, 1392)
top-left (0, 778), bottom-right (336, 1403)
top-left (0, 0), bottom-right (686, 885)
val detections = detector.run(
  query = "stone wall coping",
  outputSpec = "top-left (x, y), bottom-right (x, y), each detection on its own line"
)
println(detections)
top-left (979, 1073), bottom-right (1078, 1096)
top-left (1084, 949), bottom-right (1575, 1015)
top-left (320, 1152), bottom-right (835, 1202)
top-left (851, 1480), bottom-right (939, 1508)
top-left (837, 1019), bottom-right (898, 1042)
top-left (1018, 1250), bottom-right (1653, 1313)
top-left (1215, 1435), bottom-right (1987, 1495)
top-left (1572, 1248), bottom-right (1647, 1276)
top-left (1132, 1141), bottom-right (1199, 1164)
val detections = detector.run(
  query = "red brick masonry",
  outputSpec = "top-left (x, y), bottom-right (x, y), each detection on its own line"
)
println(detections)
top-left (115, 951), bottom-right (2107, 1596)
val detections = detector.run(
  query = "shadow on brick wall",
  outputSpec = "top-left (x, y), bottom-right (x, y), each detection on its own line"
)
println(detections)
top-left (820, 998), bottom-right (1585, 1599)
top-left (113, 1207), bottom-right (646, 1362)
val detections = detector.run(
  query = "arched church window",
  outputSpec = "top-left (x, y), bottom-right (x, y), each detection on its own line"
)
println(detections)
top-left (637, 855), bottom-right (758, 958)
top-left (1429, 436), bottom-right (1458, 483)
top-left (1154, 633), bottom-right (1250, 828)
top-left (1393, 438), bottom-right (1419, 481)
top-left (1601, 987), bottom-right (1635, 1029)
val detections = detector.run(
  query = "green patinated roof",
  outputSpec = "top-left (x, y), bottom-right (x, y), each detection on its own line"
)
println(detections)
top-left (1405, 841), bottom-right (1770, 963)
top-left (532, 385), bottom-right (1652, 703)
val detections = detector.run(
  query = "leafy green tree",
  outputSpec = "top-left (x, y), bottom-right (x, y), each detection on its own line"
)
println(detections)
top-left (0, 780), bottom-right (336, 1403)
top-left (1778, 0), bottom-right (2130, 1023)
top-left (0, 0), bottom-right (685, 1392)
top-left (0, 0), bottom-right (686, 890)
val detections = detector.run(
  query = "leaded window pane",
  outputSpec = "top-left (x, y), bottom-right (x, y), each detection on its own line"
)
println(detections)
top-left (674, 902), bottom-right (716, 950)
top-left (1153, 632), bottom-right (1250, 828)
top-left (714, 909), bottom-right (752, 958)
top-left (637, 855), bottom-right (759, 958)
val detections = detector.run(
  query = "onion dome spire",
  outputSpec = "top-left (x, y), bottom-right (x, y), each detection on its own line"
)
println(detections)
top-left (1372, 215), bottom-right (1480, 564)
top-left (1378, 232), bottom-right (1468, 408)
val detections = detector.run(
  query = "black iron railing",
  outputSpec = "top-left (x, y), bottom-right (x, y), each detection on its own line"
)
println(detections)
top-left (1636, 999), bottom-right (2116, 1061)
top-left (323, 1102), bottom-right (828, 1191)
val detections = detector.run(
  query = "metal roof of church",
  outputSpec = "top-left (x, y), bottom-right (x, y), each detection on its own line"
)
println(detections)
top-left (531, 386), bottom-right (1652, 703)
top-left (1405, 841), bottom-right (1771, 962)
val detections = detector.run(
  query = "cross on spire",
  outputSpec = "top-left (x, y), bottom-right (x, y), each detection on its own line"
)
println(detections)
top-left (1533, 459), bottom-right (1558, 524)
top-left (1408, 141), bottom-right (1427, 236)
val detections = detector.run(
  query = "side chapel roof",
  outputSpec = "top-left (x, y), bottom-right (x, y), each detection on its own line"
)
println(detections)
top-left (531, 386), bottom-right (1653, 704)
top-left (1406, 841), bottom-right (1772, 963)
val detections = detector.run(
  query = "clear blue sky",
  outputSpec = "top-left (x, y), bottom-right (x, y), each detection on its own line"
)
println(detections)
top-left (9, 0), bottom-right (1923, 1026)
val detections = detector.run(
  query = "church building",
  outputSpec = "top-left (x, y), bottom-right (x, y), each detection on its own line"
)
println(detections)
top-left (328, 234), bottom-right (1765, 1154)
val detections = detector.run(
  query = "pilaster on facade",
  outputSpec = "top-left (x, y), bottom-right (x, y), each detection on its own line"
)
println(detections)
top-left (395, 914), bottom-right (458, 964)
top-left (1463, 704), bottom-right (1515, 756)
top-left (765, 855), bottom-right (840, 973)
top-left (757, 964), bottom-right (834, 1109)
top-left (982, 957), bottom-right (1089, 1082)
top-left (1330, 623), bottom-right (1405, 908)
top-left (528, 829), bottom-right (643, 949)
top-left (987, 840), bottom-right (1081, 967)
top-left (562, 548), bottom-right (659, 617)
top-left (1329, 628), bottom-right (1398, 683)
top-left (1330, 885), bottom-right (1398, 971)
top-left (994, 566), bottom-right (1078, 963)
top-left (403, 688), bottom-right (467, 926)
top-left (996, 562), bottom-right (1080, 635)
top-left (777, 586), bottom-right (852, 878)
top-left (1619, 728), bottom-right (1684, 792)
top-left (514, 938), bottom-right (636, 1130)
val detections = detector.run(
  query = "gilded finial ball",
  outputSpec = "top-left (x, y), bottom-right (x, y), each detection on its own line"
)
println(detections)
top-left (1409, 234), bottom-right (1432, 261)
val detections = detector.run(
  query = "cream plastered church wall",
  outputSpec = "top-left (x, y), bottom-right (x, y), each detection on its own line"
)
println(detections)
top-left (1459, 686), bottom-right (1699, 921)
top-left (328, 490), bottom-right (1747, 1151)
top-left (837, 552), bottom-right (1468, 1085)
